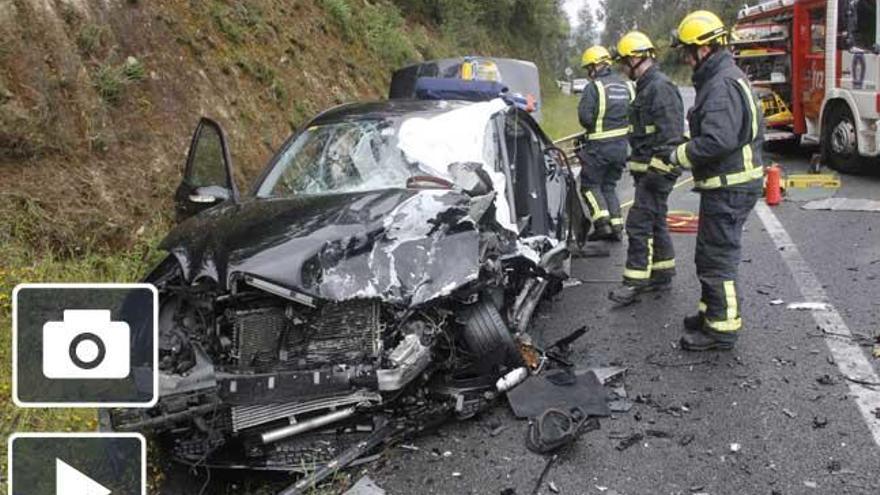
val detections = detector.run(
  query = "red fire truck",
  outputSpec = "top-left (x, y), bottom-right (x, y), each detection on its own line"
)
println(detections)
top-left (734, 0), bottom-right (878, 172)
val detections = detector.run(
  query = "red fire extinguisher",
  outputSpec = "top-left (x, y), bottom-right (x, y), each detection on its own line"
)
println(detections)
top-left (765, 164), bottom-right (782, 206)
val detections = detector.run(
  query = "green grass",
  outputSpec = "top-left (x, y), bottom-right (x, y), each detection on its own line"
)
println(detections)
top-left (540, 88), bottom-right (582, 141)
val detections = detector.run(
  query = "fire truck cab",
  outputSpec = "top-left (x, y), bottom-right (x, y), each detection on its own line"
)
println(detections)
top-left (734, 0), bottom-right (879, 172)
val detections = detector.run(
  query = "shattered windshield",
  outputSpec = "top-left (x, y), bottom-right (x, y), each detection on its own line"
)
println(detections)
top-left (258, 120), bottom-right (423, 197)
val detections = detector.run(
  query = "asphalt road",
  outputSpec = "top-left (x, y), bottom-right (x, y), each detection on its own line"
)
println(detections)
top-left (367, 138), bottom-right (880, 492)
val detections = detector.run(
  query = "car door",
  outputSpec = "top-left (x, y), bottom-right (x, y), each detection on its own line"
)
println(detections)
top-left (174, 117), bottom-right (239, 221)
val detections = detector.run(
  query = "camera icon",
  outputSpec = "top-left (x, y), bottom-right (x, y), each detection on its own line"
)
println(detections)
top-left (42, 310), bottom-right (130, 379)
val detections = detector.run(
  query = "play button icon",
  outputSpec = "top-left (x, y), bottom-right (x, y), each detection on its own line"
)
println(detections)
top-left (9, 433), bottom-right (145, 495)
top-left (56, 458), bottom-right (112, 495)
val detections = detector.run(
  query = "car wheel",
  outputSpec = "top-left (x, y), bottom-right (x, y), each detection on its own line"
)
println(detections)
top-left (461, 300), bottom-right (524, 368)
top-left (822, 103), bottom-right (867, 174)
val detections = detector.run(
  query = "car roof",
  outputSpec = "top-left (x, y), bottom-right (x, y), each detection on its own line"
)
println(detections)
top-left (309, 99), bottom-right (480, 126)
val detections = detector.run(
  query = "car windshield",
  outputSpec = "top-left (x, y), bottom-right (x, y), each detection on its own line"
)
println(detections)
top-left (258, 119), bottom-right (424, 197)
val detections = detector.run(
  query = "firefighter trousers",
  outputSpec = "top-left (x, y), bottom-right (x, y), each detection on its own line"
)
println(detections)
top-left (695, 189), bottom-right (760, 334)
top-left (578, 140), bottom-right (627, 229)
top-left (623, 172), bottom-right (676, 286)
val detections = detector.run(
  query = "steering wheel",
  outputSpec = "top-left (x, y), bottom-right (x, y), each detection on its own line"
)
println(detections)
top-left (405, 175), bottom-right (454, 189)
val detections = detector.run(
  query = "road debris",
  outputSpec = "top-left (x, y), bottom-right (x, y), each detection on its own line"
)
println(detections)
top-left (548, 481), bottom-right (560, 493)
top-left (787, 302), bottom-right (831, 311)
top-left (782, 408), bottom-right (797, 419)
top-left (530, 454), bottom-right (558, 495)
top-left (344, 476), bottom-right (386, 495)
top-left (608, 399), bottom-right (634, 413)
top-left (730, 443), bottom-right (741, 453)
top-left (803, 480), bottom-right (818, 489)
top-left (816, 374), bottom-right (836, 385)
top-left (645, 429), bottom-right (671, 438)
top-left (616, 433), bottom-right (644, 451)
top-left (770, 299), bottom-right (785, 305)
top-left (489, 424), bottom-right (509, 437)
top-left (678, 434), bottom-right (695, 446)
top-left (812, 416), bottom-right (829, 429)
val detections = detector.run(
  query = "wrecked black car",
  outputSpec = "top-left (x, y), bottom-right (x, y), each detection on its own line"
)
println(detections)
top-left (105, 97), bottom-right (583, 485)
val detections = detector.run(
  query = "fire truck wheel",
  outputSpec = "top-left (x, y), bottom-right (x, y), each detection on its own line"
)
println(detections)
top-left (822, 103), bottom-right (867, 174)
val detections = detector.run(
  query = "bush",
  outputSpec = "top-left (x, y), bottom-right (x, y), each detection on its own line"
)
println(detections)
top-left (122, 56), bottom-right (146, 82)
top-left (76, 24), bottom-right (106, 56)
top-left (320, 0), bottom-right (354, 40)
top-left (93, 63), bottom-right (127, 103)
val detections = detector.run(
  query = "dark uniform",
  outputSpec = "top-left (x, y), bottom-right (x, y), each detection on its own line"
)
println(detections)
top-left (673, 50), bottom-right (764, 343)
top-left (622, 65), bottom-right (685, 287)
top-left (576, 67), bottom-right (632, 235)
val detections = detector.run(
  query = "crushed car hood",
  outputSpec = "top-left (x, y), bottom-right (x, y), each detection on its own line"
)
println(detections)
top-left (159, 189), bottom-right (486, 307)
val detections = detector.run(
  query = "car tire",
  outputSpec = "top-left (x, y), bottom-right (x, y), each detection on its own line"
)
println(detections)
top-left (822, 103), bottom-right (868, 174)
top-left (461, 300), bottom-right (524, 368)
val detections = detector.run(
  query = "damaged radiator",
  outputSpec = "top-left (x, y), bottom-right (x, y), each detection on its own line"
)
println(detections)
top-left (293, 300), bottom-right (380, 366)
top-left (230, 301), bottom-right (380, 369)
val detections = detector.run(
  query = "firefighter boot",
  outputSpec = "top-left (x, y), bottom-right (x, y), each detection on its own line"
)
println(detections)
top-left (588, 220), bottom-right (615, 241)
top-left (682, 314), bottom-right (704, 333)
top-left (680, 327), bottom-right (738, 351)
top-left (647, 272), bottom-right (673, 292)
top-left (608, 283), bottom-right (644, 306)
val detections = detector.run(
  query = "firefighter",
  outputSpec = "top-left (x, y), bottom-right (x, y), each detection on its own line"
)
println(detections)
top-left (576, 45), bottom-right (632, 242)
top-left (608, 32), bottom-right (685, 305)
top-left (669, 11), bottom-right (764, 351)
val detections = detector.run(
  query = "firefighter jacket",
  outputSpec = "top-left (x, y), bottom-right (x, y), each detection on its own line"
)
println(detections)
top-left (628, 65), bottom-right (686, 175)
top-left (578, 67), bottom-right (633, 142)
top-left (674, 50), bottom-right (765, 192)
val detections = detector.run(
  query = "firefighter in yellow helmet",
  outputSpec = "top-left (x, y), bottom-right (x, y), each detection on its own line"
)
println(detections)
top-left (668, 11), bottom-right (765, 351)
top-left (607, 32), bottom-right (685, 306)
top-left (576, 45), bottom-right (633, 242)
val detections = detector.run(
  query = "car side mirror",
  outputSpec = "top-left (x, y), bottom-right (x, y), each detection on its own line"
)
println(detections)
top-left (188, 185), bottom-right (231, 204)
top-left (175, 117), bottom-right (239, 222)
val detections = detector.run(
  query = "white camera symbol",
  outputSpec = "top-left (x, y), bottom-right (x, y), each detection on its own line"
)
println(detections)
top-left (42, 310), bottom-right (130, 379)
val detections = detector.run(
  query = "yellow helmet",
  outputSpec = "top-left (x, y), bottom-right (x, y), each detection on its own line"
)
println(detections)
top-left (616, 31), bottom-right (656, 58)
top-left (673, 10), bottom-right (728, 46)
top-left (581, 45), bottom-right (612, 68)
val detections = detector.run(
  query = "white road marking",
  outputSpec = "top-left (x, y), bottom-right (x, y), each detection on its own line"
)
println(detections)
top-left (755, 202), bottom-right (880, 448)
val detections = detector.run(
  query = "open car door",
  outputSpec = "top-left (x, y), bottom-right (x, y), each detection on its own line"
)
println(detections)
top-left (174, 117), bottom-right (239, 221)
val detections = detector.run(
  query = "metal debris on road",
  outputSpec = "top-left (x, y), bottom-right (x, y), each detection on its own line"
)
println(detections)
top-left (730, 443), bottom-right (741, 453)
top-left (548, 481), bottom-right (560, 493)
top-left (812, 416), bottom-right (829, 429)
top-left (678, 434), bottom-right (695, 446)
top-left (782, 408), bottom-right (797, 419)
top-left (562, 278), bottom-right (583, 288)
top-left (770, 299), bottom-right (785, 305)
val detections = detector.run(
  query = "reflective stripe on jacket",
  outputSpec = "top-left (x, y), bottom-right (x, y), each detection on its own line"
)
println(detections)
top-left (675, 50), bottom-right (765, 191)
top-left (628, 65), bottom-right (686, 174)
top-left (578, 68), bottom-right (632, 142)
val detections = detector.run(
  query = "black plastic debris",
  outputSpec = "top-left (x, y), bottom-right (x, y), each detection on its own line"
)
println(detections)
top-left (507, 370), bottom-right (610, 419)
top-left (615, 432), bottom-right (644, 451)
